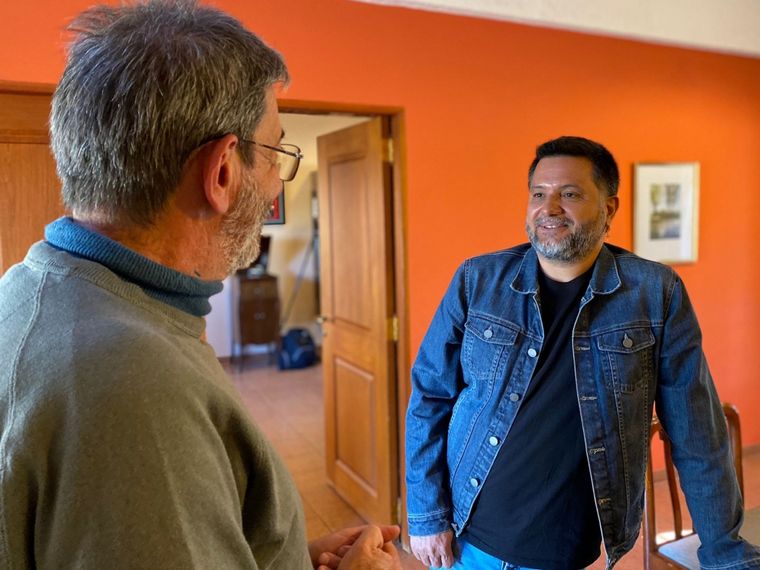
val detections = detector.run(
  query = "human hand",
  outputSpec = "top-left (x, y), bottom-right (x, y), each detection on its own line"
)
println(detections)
top-left (410, 530), bottom-right (454, 568)
top-left (310, 525), bottom-right (400, 569)
top-left (322, 525), bottom-right (401, 570)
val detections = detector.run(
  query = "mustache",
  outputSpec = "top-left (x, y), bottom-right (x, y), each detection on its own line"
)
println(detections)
top-left (535, 216), bottom-right (573, 227)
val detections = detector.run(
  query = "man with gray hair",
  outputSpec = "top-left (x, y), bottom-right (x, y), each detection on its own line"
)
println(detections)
top-left (0, 1), bottom-right (399, 568)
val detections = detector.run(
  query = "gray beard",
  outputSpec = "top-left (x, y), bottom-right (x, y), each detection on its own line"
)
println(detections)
top-left (526, 211), bottom-right (607, 264)
top-left (219, 173), bottom-right (275, 274)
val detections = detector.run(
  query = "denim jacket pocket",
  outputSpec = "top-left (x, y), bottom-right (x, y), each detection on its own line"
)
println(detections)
top-left (462, 313), bottom-right (518, 381)
top-left (596, 327), bottom-right (655, 393)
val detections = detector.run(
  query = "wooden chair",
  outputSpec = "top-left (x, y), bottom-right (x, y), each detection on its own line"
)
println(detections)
top-left (643, 403), bottom-right (743, 569)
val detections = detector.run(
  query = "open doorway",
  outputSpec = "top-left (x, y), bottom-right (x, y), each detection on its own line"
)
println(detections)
top-left (205, 112), bottom-right (378, 360)
top-left (267, 112), bottom-right (372, 345)
top-left (209, 105), bottom-right (411, 534)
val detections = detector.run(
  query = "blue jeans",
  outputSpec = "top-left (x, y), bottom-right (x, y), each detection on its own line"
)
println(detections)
top-left (432, 538), bottom-right (541, 570)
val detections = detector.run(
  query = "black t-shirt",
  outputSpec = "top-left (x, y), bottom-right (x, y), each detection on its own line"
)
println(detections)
top-left (463, 266), bottom-right (601, 570)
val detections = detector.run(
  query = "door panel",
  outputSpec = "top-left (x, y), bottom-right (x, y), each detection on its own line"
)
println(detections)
top-left (318, 117), bottom-right (398, 523)
top-left (329, 158), bottom-right (371, 328)
top-left (0, 85), bottom-right (62, 275)
top-left (335, 358), bottom-right (375, 485)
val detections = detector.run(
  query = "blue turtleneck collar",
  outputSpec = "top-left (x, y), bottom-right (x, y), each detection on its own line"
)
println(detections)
top-left (45, 217), bottom-right (223, 317)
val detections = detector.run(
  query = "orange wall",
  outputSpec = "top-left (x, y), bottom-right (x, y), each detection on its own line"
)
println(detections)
top-left (2, 1), bottom-right (759, 444)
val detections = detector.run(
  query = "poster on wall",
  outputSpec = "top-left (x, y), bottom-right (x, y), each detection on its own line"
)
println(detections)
top-left (264, 190), bottom-right (285, 225)
top-left (633, 162), bottom-right (699, 264)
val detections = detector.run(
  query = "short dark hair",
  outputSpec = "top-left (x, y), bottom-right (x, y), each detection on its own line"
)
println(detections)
top-left (50, 0), bottom-right (289, 226)
top-left (528, 136), bottom-right (619, 197)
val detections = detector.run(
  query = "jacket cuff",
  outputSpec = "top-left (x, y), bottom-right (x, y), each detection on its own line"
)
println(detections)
top-left (407, 511), bottom-right (452, 536)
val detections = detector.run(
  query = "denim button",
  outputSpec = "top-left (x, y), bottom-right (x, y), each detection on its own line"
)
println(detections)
top-left (622, 334), bottom-right (633, 348)
top-left (488, 436), bottom-right (499, 446)
top-left (469, 477), bottom-right (480, 488)
top-left (527, 348), bottom-right (537, 357)
top-left (483, 328), bottom-right (493, 339)
top-left (509, 393), bottom-right (520, 402)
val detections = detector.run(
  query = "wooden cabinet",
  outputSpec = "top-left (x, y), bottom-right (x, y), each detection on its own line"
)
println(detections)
top-left (238, 273), bottom-right (280, 346)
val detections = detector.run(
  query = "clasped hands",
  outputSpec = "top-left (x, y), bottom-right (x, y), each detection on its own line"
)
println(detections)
top-left (309, 524), bottom-right (402, 569)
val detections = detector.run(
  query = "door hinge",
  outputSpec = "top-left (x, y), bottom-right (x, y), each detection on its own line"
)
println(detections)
top-left (388, 315), bottom-right (399, 342)
top-left (384, 138), bottom-right (394, 163)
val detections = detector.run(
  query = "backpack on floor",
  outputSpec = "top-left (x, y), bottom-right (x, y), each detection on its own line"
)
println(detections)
top-left (278, 328), bottom-right (317, 370)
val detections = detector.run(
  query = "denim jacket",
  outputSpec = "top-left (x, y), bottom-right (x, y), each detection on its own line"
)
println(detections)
top-left (406, 244), bottom-right (759, 569)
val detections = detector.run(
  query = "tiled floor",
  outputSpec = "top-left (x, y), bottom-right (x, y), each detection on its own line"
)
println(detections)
top-left (226, 360), bottom-right (760, 569)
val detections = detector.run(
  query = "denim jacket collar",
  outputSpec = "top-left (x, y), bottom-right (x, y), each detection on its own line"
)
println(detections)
top-left (510, 244), bottom-right (622, 297)
top-left (588, 246), bottom-right (622, 296)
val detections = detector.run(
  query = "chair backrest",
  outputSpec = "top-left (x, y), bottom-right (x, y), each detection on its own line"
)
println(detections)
top-left (643, 403), bottom-right (743, 570)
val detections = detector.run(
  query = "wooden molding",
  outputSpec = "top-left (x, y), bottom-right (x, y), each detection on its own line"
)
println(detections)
top-left (0, 80), bottom-right (55, 95)
top-left (278, 98), bottom-right (403, 117)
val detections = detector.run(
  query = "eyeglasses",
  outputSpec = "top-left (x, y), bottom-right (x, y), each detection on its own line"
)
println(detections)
top-left (240, 139), bottom-right (303, 182)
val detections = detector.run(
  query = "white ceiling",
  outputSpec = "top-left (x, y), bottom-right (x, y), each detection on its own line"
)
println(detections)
top-left (354, 0), bottom-right (760, 59)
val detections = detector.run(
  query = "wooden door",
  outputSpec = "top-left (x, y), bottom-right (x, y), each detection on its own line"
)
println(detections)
top-left (0, 82), bottom-right (62, 275)
top-left (317, 117), bottom-right (398, 524)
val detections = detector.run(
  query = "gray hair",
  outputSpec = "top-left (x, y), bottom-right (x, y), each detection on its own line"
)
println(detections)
top-left (50, 0), bottom-right (289, 226)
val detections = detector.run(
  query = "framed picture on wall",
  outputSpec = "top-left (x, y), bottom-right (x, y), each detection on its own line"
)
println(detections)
top-left (633, 162), bottom-right (699, 264)
top-left (264, 190), bottom-right (285, 225)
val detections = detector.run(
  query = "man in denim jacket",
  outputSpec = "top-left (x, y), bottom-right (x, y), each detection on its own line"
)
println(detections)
top-left (406, 136), bottom-right (759, 569)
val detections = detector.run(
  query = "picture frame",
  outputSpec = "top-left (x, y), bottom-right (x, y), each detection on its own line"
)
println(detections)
top-left (264, 190), bottom-right (285, 225)
top-left (633, 162), bottom-right (700, 264)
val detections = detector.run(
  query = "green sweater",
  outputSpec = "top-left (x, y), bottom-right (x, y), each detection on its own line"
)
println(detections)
top-left (0, 242), bottom-right (310, 569)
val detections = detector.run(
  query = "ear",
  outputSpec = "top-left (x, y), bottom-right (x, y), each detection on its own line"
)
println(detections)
top-left (201, 133), bottom-right (241, 215)
top-left (604, 195), bottom-right (620, 232)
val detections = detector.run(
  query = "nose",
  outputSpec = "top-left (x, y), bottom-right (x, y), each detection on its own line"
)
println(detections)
top-left (540, 192), bottom-right (563, 216)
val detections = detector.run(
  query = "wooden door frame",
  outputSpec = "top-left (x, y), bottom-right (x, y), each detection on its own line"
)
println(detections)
top-left (0, 81), bottom-right (414, 542)
top-left (0, 80), bottom-right (56, 143)
top-left (279, 99), bottom-right (411, 541)
top-left (0, 80), bottom-right (56, 94)
top-left (0, 80), bottom-right (60, 275)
